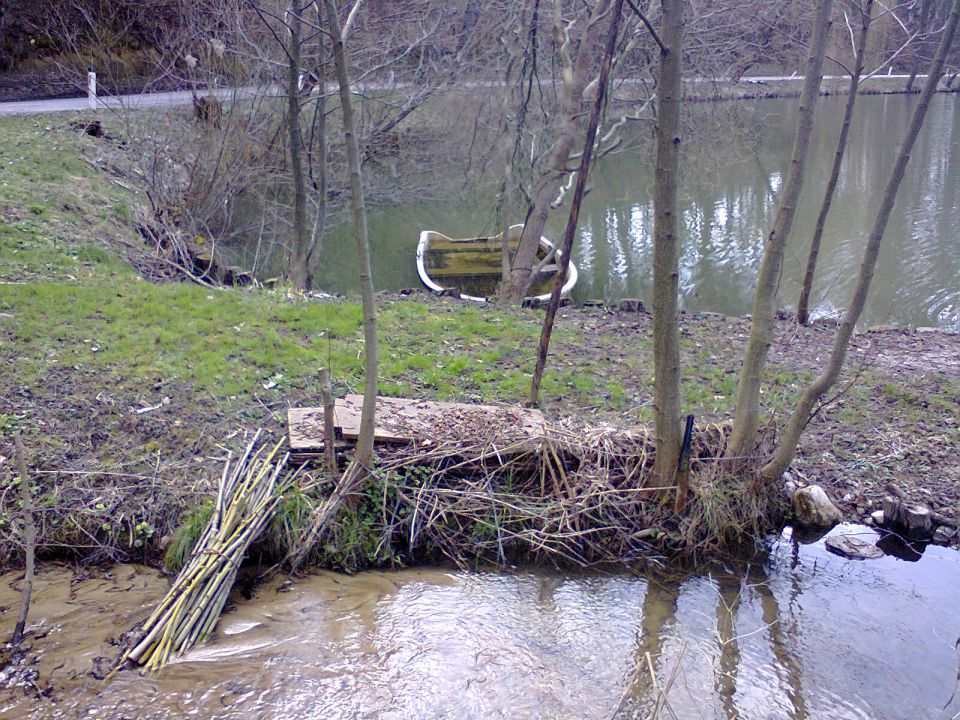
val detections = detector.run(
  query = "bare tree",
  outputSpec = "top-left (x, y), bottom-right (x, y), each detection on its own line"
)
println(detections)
top-left (726, 0), bottom-right (835, 462)
top-left (286, 0), bottom-right (311, 290)
top-left (905, 0), bottom-right (935, 92)
top-left (763, 0), bottom-right (960, 481)
top-left (529, 0), bottom-right (626, 406)
top-left (797, 0), bottom-right (875, 325)
top-left (323, 0), bottom-right (377, 477)
top-left (651, 0), bottom-right (684, 493)
top-left (496, 0), bottom-right (615, 304)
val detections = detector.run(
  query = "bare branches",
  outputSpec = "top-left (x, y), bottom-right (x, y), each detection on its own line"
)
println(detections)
top-left (625, 0), bottom-right (667, 53)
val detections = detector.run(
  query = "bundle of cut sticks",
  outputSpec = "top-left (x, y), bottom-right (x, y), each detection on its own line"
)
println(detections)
top-left (114, 432), bottom-right (298, 673)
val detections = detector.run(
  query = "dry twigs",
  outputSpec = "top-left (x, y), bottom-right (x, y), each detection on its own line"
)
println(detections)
top-left (304, 409), bottom-right (782, 569)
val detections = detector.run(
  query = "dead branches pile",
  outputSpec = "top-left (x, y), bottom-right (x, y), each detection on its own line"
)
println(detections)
top-left (309, 413), bottom-right (783, 570)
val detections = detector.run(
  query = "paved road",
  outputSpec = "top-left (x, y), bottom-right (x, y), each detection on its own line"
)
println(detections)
top-left (0, 86), bottom-right (264, 116)
top-left (0, 74), bottom-right (924, 116)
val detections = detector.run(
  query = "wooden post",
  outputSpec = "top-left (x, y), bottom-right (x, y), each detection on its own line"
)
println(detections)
top-left (318, 367), bottom-right (338, 478)
top-left (12, 433), bottom-right (36, 646)
top-left (87, 69), bottom-right (97, 110)
top-left (674, 415), bottom-right (694, 514)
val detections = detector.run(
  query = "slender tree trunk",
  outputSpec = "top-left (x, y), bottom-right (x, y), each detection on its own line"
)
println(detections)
top-left (498, 55), bottom-right (517, 282)
top-left (319, 367), bottom-right (338, 478)
top-left (797, 0), bottom-right (874, 325)
top-left (12, 434), bottom-right (35, 646)
top-left (763, 0), bottom-right (960, 481)
top-left (651, 0), bottom-right (684, 490)
top-left (497, 0), bottom-right (613, 304)
top-left (499, 172), bottom-right (514, 281)
top-left (305, 8), bottom-right (327, 277)
top-left (726, 0), bottom-right (834, 461)
top-left (905, 0), bottom-right (934, 93)
top-left (287, 0), bottom-right (310, 290)
top-left (324, 0), bottom-right (377, 474)
top-left (529, 0), bottom-right (625, 405)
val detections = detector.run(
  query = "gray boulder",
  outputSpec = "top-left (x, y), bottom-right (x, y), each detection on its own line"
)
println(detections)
top-left (792, 485), bottom-right (843, 528)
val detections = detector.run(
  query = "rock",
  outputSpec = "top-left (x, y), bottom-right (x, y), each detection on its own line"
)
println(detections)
top-left (825, 535), bottom-right (885, 560)
top-left (842, 493), bottom-right (853, 503)
top-left (932, 526), bottom-right (955, 545)
top-left (792, 485), bottom-right (843, 528)
top-left (583, 299), bottom-right (605, 308)
top-left (865, 324), bottom-right (900, 333)
top-left (783, 479), bottom-right (798, 502)
top-left (905, 506), bottom-right (933, 541)
top-left (930, 511), bottom-right (957, 529)
top-left (84, 120), bottom-right (104, 137)
top-left (870, 510), bottom-right (885, 526)
top-left (882, 495), bottom-right (905, 528)
top-left (618, 298), bottom-right (645, 313)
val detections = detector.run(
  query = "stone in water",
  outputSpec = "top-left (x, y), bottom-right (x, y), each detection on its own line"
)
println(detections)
top-left (825, 535), bottom-right (885, 560)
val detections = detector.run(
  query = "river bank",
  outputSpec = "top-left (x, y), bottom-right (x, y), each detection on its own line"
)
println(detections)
top-left (2, 285), bottom-right (958, 570)
top-left (2, 111), bottom-right (959, 571)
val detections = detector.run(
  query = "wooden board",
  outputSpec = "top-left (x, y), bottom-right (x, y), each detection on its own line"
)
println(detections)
top-left (425, 237), bottom-right (552, 277)
top-left (288, 395), bottom-right (546, 452)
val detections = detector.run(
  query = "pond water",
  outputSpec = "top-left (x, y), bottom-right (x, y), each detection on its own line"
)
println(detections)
top-left (319, 93), bottom-right (959, 331)
top-left (2, 524), bottom-right (959, 719)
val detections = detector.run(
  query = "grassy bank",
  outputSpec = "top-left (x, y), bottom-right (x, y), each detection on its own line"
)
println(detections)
top-left (1, 114), bottom-right (958, 570)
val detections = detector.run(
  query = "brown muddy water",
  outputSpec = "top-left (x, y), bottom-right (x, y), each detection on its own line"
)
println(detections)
top-left (2, 524), bottom-right (958, 719)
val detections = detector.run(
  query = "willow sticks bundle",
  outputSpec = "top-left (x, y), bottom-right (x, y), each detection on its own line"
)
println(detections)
top-left (114, 432), bottom-right (298, 673)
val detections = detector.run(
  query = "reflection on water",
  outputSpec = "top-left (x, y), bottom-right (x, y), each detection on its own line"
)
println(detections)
top-left (319, 94), bottom-right (959, 330)
top-left (2, 525), bottom-right (959, 719)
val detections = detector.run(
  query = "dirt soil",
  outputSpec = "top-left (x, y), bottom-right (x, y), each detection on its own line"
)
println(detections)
top-left (551, 305), bottom-right (960, 529)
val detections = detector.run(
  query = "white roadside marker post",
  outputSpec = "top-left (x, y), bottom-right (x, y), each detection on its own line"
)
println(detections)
top-left (87, 70), bottom-right (97, 110)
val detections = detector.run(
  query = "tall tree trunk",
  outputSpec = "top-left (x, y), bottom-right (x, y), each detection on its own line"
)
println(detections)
top-left (12, 434), bottom-right (35, 646)
top-left (305, 5), bottom-right (327, 279)
top-left (287, 0), bottom-right (310, 290)
top-left (726, 0), bottom-right (834, 461)
top-left (763, 0), bottom-right (960, 482)
top-left (324, 0), bottom-right (377, 474)
top-left (651, 0), bottom-right (684, 490)
top-left (797, 0), bottom-right (874, 326)
top-left (905, 0), bottom-right (934, 93)
top-left (496, 0), bottom-right (613, 304)
top-left (529, 0), bottom-right (625, 405)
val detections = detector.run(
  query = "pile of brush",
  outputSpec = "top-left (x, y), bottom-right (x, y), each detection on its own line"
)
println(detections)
top-left (113, 432), bottom-right (300, 673)
top-left (331, 416), bottom-right (785, 568)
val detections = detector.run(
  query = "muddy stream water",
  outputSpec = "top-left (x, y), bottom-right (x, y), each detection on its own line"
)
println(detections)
top-left (2, 524), bottom-right (959, 719)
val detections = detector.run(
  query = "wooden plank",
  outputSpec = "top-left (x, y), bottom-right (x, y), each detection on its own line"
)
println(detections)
top-left (428, 236), bottom-right (515, 252)
top-left (287, 396), bottom-right (546, 452)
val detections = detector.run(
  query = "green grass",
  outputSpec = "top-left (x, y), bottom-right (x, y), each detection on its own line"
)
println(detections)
top-left (0, 115), bottom-right (138, 283)
top-left (1, 112), bottom-right (956, 444)
top-left (0, 114), bottom-right (825, 423)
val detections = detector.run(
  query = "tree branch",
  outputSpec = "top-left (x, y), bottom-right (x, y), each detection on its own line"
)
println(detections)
top-left (625, 0), bottom-right (666, 53)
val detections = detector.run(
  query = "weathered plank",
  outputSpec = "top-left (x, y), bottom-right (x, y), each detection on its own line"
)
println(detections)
top-left (287, 395), bottom-right (546, 452)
